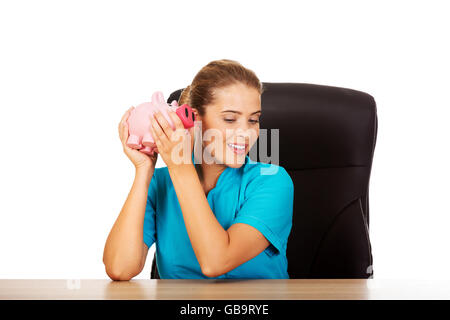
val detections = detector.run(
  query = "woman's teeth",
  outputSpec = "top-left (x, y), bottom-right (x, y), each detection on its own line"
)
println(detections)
top-left (228, 143), bottom-right (246, 154)
top-left (228, 143), bottom-right (245, 149)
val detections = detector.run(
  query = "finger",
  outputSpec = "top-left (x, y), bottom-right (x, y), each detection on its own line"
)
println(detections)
top-left (152, 111), bottom-right (172, 140)
top-left (191, 123), bottom-right (200, 149)
top-left (120, 106), bottom-right (133, 123)
top-left (151, 116), bottom-right (170, 148)
top-left (121, 120), bottom-right (129, 147)
top-left (125, 107), bottom-right (133, 121)
top-left (149, 119), bottom-right (163, 150)
top-left (118, 106), bottom-right (133, 137)
top-left (189, 126), bottom-right (196, 147)
top-left (151, 113), bottom-right (170, 144)
top-left (118, 120), bottom-right (125, 143)
top-left (168, 110), bottom-right (185, 131)
top-left (118, 121), bottom-right (123, 141)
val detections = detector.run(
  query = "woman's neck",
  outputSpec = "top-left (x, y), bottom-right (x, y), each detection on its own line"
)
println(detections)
top-left (194, 161), bottom-right (227, 195)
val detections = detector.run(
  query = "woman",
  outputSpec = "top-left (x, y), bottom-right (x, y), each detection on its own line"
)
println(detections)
top-left (103, 59), bottom-right (294, 280)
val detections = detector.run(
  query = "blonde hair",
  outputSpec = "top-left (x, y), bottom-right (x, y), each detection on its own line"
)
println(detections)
top-left (178, 59), bottom-right (264, 116)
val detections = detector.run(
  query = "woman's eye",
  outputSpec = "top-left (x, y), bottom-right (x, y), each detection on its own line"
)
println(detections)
top-left (224, 118), bottom-right (259, 123)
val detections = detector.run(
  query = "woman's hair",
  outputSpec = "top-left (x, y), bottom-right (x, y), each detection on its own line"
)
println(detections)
top-left (178, 59), bottom-right (264, 116)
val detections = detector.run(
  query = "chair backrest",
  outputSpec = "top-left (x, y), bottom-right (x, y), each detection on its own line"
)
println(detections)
top-left (151, 82), bottom-right (377, 279)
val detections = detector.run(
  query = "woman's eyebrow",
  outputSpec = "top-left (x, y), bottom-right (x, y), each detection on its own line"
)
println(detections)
top-left (221, 110), bottom-right (262, 115)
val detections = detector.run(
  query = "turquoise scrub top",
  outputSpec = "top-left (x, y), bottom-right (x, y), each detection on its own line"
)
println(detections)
top-left (143, 154), bottom-right (294, 279)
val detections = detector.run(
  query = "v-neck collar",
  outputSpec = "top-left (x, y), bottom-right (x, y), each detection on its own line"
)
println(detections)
top-left (191, 153), bottom-right (249, 198)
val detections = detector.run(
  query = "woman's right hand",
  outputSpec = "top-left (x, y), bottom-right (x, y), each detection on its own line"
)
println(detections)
top-left (118, 106), bottom-right (158, 170)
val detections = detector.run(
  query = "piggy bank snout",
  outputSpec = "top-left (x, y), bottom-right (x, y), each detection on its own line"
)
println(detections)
top-left (176, 104), bottom-right (195, 128)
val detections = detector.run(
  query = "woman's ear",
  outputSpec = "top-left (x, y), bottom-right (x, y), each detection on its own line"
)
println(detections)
top-left (192, 108), bottom-right (201, 121)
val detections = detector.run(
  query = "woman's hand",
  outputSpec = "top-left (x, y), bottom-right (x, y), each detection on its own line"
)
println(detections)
top-left (118, 106), bottom-right (158, 170)
top-left (149, 110), bottom-right (195, 170)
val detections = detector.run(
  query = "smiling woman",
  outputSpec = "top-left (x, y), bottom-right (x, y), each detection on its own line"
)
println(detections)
top-left (103, 59), bottom-right (294, 280)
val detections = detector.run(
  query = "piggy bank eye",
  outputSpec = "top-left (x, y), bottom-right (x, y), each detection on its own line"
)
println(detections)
top-left (185, 108), bottom-right (189, 118)
top-left (192, 112), bottom-right (195, 121)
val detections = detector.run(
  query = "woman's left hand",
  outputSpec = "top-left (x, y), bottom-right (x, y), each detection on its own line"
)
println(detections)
top-left (149, 110), bottom-right (195, 170)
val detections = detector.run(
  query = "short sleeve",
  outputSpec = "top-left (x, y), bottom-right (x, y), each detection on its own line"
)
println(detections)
top-left (231, 166), bottom-right (294, 257)
top-left (143, 170), bottom-right (158, 248)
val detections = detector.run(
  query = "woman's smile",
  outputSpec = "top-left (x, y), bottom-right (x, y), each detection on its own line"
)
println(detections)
top-left (227, 142), bottom-right (248, 155)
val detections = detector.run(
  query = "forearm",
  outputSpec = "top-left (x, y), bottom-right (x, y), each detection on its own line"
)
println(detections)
top-left (168, 164), bottom-right (229, 276)
top-left (103, 166), bottom-right (153, 278)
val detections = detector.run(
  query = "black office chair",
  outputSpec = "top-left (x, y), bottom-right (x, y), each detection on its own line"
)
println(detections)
top-left (151, 82), bottom-right (377, 279)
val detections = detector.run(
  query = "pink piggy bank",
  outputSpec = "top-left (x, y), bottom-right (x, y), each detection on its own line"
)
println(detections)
top-left (126, 91), bottom-right (195, 155)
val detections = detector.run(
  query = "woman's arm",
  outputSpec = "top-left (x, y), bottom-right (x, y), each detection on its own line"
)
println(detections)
top-left (168, 165), bottom-right (231, 277)
top-left (103, 166), bottom-right (153, 280)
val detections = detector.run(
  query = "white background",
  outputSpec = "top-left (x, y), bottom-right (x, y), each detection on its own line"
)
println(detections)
top-left (0, 0), bottom-right (449, 280)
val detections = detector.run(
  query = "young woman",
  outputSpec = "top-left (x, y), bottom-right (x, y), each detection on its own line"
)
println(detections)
top-left (103, 59), bottom-right (294, 280)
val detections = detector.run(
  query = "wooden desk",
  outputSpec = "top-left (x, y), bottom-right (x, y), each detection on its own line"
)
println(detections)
top-left (1, 279), bottom-right (450, 300)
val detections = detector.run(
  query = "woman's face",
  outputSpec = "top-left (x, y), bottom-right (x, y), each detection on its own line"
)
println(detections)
top-left (193, 82), bottom-right (261, 168)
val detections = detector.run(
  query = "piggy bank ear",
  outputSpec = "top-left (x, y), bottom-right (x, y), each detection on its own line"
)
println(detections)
top-left (151, 91), bottom-right (166, 105)
top-left (168, 100), bottom-right (179, 112)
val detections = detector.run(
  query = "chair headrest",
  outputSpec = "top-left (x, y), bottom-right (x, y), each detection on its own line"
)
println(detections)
top-left (168, 82), bottom-right (377, 171)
